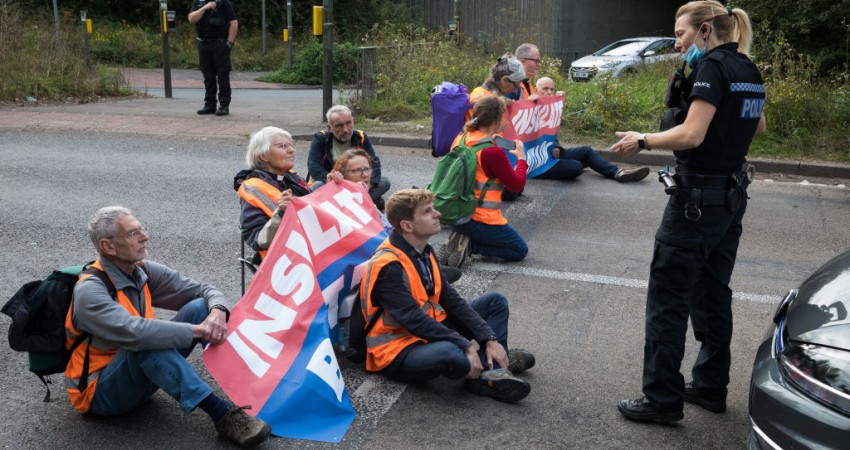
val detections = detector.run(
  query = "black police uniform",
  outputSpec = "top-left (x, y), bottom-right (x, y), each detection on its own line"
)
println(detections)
top-left (190, 0), bottom-right (236, 111)
top-left (642, 42), bottom-right (765, 412)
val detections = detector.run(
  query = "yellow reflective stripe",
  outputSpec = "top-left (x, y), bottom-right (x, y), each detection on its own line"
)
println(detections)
top-left (366, 330), bottom-right (411, 347)
top-left (479, 201), bottom-right (501, 209)
top-left (64, 370), bottom-right (100, 389)
top-left (474, 180), bottom-right (503, 190)
top-left (241, 182), bottom-right (278, 214)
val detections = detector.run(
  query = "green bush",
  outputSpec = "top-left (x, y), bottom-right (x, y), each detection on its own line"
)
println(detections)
top-left (0, 3), bottom-right (128, 101)
top-left (261, 40), bottom-right (361, 85)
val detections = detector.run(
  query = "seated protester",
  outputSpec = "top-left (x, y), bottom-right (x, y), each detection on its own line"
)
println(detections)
top-left (308, 105), bottom-right (391, 210)
top-left (515, 43), bottom-right (542, 100)
top-left (466, 54), bottom-right (526, 122)
top-left (67, 206), bottom-right (271, 448)
top-left (326, 149), bottom-right (461, 284)
top-left (440, 95), bottom-right (529, 268)
top-left (235, 126), bottom-right (311, 259)
top-left (360, 189), bottom-right (535, 403)
top-left (536, 77), bottom-right (650, 183)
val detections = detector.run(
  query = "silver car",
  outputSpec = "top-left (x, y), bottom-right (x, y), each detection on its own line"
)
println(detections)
top-left (569, 37), bottom-right (679, 81)
top-left (748, 249), bottom-right (850, 449)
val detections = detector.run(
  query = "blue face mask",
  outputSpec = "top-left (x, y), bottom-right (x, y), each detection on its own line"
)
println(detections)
top-left (683, 43), bottom-right (706, 67)
top-left (683, 25), bottom-right (709, 67)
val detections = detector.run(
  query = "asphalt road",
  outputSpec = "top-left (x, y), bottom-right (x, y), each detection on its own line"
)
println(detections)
top-left (1, 129), bottom-right (849, 449)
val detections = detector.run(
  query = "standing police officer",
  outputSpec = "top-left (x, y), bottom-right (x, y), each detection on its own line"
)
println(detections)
top-left (188, 0), bottom-right (238, 116)
top-left (609, 0), bottom-right (766, 423)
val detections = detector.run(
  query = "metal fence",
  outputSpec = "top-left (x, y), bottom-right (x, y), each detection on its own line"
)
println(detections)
top-left (397, 0), bottom-right (680, 65)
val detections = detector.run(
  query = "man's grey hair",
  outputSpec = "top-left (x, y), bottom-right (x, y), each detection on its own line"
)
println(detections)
top-left (88, 206), bottom-right (132, 247)
top-left (536, 76), bottom-right (554, 90)
top-left (245, 126), bottom-right (292, 170)
top-left (515, 43), bottom-right (539, 59)
top-left (325, 104), bottom-right (352, 123)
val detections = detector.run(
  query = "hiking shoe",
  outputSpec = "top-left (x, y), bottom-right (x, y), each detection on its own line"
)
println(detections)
top-left (614, 166), bottom-right (650, 182)
top-left (684, 382), bottom-right (727, 413)
top-left (215, 105), bottom-right (230, 116)
top-left (438, 231), bottom-right (460, 265)
top-left (446, 233), bottom-right (471, 268)
top-left (464, 368), bottom-right (531, 403)
top-left (214, 405), bottom-right (272, 448)
top-left (508, 349), bottom-right (536, 373)
top-left (617, 396), bottom-right (683, 423)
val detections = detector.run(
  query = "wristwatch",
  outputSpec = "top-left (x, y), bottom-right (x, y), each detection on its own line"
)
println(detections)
top-left (638, 134), bottom-right (650, 150)
top-left (479, 334), bottom-right (498, 346)
top-left (211, 304), bottom-right (230, 322)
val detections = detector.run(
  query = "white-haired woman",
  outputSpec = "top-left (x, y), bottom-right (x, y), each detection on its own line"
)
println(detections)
top-left (234, 126), bottom-right (311, 259)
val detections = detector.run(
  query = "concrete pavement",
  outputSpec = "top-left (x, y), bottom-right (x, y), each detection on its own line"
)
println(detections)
top-left (1, 67), bottom-right (848, 179)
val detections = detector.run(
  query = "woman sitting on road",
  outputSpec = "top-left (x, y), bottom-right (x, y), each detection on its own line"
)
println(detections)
top-left (440, 95), bottom-right (528, 267)
top-left (235, 126), bottom-right (311, 259)
top-left (465, 54), bottom-right (526, 122)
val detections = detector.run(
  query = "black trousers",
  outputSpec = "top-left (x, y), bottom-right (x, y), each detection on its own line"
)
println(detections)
top-left (197, 39), bottom-right (232, 107)
top-left (641, 188), bottom-right (747, 411)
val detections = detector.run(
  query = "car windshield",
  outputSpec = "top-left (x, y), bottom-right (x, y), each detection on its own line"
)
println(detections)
top-left (594, 40), bottom-right (649, 57)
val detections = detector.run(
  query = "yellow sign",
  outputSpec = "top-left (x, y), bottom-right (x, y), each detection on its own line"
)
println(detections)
top-left (86, 19), bottom-right (92, 34)
top-left (283, 28), bottom-right (289, 42)
top-left (313, 6), bottom-right (323, 36)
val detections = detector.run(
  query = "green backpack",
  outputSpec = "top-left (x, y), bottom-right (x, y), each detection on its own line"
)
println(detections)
top-left (428, 135), bottom-right (495, 224)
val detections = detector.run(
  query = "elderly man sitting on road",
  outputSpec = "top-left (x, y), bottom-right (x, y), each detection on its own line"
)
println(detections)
top-left (308, 105), bottom-right (391, 210)
top-left (65, 206), bottom-right (271, 448)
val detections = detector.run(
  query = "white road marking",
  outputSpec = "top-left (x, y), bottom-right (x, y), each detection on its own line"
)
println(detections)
top-left (472, 262), bottom-right (781, 304)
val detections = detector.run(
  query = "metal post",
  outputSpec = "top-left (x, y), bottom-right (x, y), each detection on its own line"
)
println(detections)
top-left (80, 11), bottom-right (90, 69)
top-left (52, 0), bottom-right (61, 49)
top-left (322, 0), bottom-right (333, 122)
top-left (160, 1), bottom-right (173, 99)
top-left (287, 1), bottom-right (293, 69)
top-left (454, 0), bottom-right (461, 38)
top-left (261, 0), bottom-right (266, 55)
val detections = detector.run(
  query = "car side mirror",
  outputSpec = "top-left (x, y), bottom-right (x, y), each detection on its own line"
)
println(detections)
top-left (642, 50), bottom-right (656, 57)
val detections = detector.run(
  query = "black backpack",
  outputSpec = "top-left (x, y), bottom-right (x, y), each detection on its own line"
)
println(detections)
top-left (344, 293), bottom-right (383, 364)
top-left (1, 264), bottom-right (116, 402)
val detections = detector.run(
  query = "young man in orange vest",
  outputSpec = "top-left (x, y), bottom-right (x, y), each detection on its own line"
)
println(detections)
top-left (360, 189), bottom-right (535, 403)
top-left (65, 206), bottom-right (270, 448)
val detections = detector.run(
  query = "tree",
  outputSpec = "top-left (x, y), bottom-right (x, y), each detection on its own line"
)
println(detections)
top-left (737, 0), bottom-right (850, 75)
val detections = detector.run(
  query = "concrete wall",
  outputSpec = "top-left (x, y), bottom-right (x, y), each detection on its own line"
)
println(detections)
top-left (399, 0), bottom-right (683, 65)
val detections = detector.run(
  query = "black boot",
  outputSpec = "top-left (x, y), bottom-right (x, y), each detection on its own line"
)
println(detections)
top-left (215, 104), bottom-right (230, 116)
top-left (197, 104), bottom-right (216, 115)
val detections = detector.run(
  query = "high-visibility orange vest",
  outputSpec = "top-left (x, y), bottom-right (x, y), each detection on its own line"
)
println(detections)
top-left (359, 239), bottom-right (445, 372)
top-left (472, 149), bottom-right (506, 225)
top-left (466, 86), bottom-right (494, 122)
top-left (64, 260), bottom-right (154, 413)
top-left (519, 79), bottom-right (536, 99)
top-left (449, 130), bottom-right (506, 225)
top-left (237, 177), bottom-right (281, 259)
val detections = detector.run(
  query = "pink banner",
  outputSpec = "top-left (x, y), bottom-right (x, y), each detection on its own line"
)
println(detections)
top-left (203, 180), bottom-right (386, 442)
top-left (502, 95), bottom-right (564, 178)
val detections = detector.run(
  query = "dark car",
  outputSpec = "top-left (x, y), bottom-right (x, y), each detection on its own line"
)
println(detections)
top-left (748, 249), bottom-right (850, 449)
top-left (568, 37), bottom-right (679, 81)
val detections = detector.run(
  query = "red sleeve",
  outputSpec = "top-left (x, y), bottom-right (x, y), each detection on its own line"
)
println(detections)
top-left (479, 146), bottom-right (528, 192)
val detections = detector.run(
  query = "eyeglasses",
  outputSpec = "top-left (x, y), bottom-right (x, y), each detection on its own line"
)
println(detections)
top-left (522, 58), bottom-right (542, 66)
top-left (114, 227), bottom-right (147, 240)
top-left (345, 167), bottom-right (372, 176)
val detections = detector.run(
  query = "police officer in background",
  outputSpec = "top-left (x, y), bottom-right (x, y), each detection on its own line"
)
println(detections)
top-left (610, 0), bottom-right (766, 423)
top-left (188, 0), bottom-right (238, 116)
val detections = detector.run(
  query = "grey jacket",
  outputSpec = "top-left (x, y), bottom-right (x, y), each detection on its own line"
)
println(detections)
top-left (71, 257), bottom-right (228, 351)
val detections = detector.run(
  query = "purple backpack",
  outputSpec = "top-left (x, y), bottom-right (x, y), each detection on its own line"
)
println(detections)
top-left (430, 82), bottom-right (469, 157)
